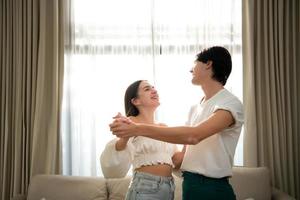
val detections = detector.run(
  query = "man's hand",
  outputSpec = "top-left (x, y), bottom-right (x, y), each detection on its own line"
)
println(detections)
top-left (109, 113), bottom-right (138, 138)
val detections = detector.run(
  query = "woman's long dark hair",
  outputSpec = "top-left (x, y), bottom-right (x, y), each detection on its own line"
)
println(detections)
top-left (124, 80), bottom-right (143, 117)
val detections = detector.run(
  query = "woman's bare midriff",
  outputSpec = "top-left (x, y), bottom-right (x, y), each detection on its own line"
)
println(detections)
top-left (135, 164), bottom-right (173, 177)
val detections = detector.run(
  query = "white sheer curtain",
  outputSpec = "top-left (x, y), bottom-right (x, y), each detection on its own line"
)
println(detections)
top-left (62, 0), bottom-right (242, 176)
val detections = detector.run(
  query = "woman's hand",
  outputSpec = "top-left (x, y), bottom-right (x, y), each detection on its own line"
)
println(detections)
top-left (112, 112), bottom-right (131, 124)
top-left (172, 151), bottom-right (185, 169)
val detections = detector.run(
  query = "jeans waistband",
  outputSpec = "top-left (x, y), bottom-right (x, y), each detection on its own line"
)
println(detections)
top-left (133, 171), bottom-right (173, 183)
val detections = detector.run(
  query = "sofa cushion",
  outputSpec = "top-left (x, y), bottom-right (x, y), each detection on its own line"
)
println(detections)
top-left (27, 175), bottom-right (107, 200)
top-left (230, 167), bottom-right (272, 200)
top-left (106, 177), bottom-right (131, 200)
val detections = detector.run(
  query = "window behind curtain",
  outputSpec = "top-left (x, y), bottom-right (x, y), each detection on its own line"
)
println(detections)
top-left (62, 0), bottom-right (242, 176)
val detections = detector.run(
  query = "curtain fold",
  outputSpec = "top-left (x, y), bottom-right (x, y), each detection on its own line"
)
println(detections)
top-left (242, 0), bottom-right (300, 198)
top-left (0, 0), bottom-right (65, 199)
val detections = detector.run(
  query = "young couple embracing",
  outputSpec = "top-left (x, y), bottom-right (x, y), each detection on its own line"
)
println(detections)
top-left (101, 46), bottom-right (243, 200)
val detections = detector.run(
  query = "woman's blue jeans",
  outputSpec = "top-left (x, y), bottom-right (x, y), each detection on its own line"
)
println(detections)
top-left (125, 171), bottom-right (175, 200)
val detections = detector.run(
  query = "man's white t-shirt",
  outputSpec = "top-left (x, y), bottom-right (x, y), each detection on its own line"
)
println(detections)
top-left (180, 88), bottom-right (244, 178)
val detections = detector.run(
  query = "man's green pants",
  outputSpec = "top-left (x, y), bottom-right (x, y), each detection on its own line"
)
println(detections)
top-left (182, 171), bottom-right (236, 200)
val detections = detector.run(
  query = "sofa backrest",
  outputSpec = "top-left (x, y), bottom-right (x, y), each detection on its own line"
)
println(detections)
top-left (27, 175), bottom-right (107, 200)
top-left (26, 167), bottom-right (271, 200)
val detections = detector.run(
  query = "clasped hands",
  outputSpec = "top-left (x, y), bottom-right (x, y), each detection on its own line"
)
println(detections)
top-left (109, 113), bottom-right (137, 138)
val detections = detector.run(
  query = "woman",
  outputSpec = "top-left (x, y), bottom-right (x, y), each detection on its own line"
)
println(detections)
top-left (100, 80), bottom-right (184, 200)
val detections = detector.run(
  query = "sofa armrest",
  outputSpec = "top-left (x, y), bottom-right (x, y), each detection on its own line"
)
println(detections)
top-left (272, 187), bottom-right (296, 200)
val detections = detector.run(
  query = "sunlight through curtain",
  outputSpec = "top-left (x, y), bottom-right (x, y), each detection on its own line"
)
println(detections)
top-left (62, 0), bottom-right (242, 176)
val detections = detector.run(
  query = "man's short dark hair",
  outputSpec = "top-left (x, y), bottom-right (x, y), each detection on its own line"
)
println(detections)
top-left (196, 46), bottom-right (232, 85)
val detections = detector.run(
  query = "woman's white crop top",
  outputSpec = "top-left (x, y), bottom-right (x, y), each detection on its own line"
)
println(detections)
top-left (100, 137), bottom-right (177, 178)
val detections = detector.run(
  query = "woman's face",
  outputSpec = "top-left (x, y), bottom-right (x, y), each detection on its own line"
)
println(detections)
top-left (134, 81), bottom-right (160, 108)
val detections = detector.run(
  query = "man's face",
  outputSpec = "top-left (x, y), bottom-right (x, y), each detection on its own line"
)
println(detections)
top-left (190, 61), bottom-right (211, 85)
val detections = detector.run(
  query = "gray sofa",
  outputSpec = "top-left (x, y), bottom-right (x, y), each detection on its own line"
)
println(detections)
top-left (25, 167), bottom-right (295, 200)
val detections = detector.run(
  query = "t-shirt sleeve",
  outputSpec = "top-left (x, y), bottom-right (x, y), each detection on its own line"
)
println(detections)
top-left (213, 98), bottom-right (244, 128)
top-left (100, 138), bottom-right (132, 178)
